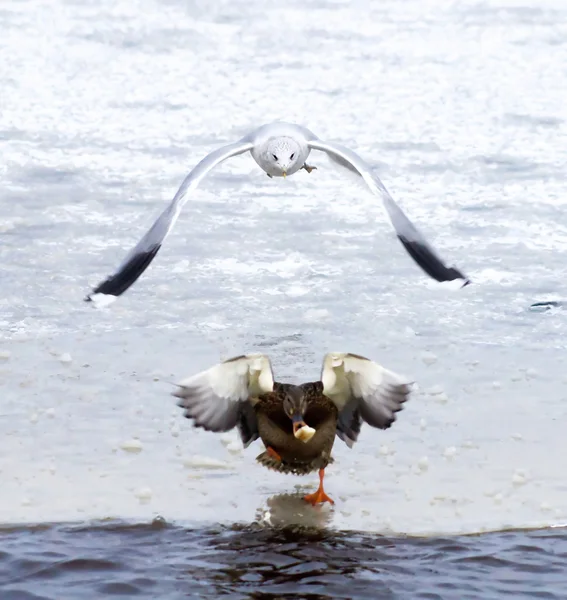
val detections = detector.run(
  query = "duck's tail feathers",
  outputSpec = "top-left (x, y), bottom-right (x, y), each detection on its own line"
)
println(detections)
top-left (255, 451), bottom-right (333, 475)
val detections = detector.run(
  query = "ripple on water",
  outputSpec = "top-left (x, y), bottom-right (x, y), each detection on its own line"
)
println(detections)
top-left (1, 520), bottom-right (567, 599)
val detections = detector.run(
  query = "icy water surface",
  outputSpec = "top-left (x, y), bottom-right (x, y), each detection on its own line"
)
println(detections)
top-left (2, 0), bottom-right (567, 596)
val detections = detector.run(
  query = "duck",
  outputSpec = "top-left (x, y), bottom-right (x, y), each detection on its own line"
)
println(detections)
top-left (172, 352), bottom-right (413, 505)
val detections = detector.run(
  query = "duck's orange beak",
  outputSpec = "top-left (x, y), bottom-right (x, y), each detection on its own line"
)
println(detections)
top-left (293, 419), bottom-right (307, 435)
top-left (292, 414), bottom-right (315, 442)
top-left (282, 170), bottom-right (287, 178)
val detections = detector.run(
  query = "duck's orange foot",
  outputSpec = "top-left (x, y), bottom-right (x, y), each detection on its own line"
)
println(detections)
top-left (266, 446), bottom-right (281, 461)
top-left (303, 468), bottom-right (334, 505)
top-left (303, 488), bottom-right (334, 506)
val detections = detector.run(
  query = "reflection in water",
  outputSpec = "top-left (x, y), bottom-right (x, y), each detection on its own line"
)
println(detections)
top-left (255, 493), bottom-right (334, 530)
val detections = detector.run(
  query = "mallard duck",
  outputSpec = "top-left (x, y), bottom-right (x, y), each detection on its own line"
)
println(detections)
top-left (173, 352), bottom-right (413, 505)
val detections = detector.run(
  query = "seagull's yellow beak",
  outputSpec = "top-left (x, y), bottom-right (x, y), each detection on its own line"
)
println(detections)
top-left (282, 170), bottom-right (287, 178)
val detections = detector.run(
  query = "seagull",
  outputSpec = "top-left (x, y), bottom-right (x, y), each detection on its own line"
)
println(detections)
top-left (173, 351), bottom-right (413, 505)
top-left (86, 122), bottom-right (470, 305)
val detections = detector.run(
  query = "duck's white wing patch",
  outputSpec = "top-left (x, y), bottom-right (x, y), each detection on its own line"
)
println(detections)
top-left (85, 140), bottom-right (254, 304)
top-left (321, 352), bottom-right (413, 447)
top-left (308, 139), bottom-right (470, 287)
top-left (173, 353), bottom-right (274, 441)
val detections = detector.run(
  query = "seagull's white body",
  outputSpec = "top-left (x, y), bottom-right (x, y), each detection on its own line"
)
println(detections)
top-left (86, 121), bottom-right (469, 304)
top-left (249, 122), bottom-right (314, 177)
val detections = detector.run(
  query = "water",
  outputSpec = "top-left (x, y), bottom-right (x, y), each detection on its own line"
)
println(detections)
top-left (2, 522), bottom-right (567, 599)
top-left (2, 0), bottom-right (567, 596)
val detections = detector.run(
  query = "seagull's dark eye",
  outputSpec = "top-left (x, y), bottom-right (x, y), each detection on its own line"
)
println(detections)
top-left (290, 153), bottom-right (295, 160)
top-left (272, 154), bottom-right (278, 161)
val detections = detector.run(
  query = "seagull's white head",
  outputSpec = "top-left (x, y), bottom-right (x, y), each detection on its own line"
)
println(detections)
top-left (257, 136), bottom-right (304, 178)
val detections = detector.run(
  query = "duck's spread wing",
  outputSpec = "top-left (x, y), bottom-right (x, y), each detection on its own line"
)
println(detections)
top-left (173, 353), bottom-right (274, 447)
top-left (320, 352), bottom-right (413, 448)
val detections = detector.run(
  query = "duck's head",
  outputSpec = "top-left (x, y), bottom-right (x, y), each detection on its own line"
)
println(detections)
top-left (282, 386), bottom-right (316, 443)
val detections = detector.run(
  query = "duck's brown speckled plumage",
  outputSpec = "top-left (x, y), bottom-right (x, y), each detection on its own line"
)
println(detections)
top-left (254, 382), bottom-right (338, 475)
top-left (172, 351), bottom-right (413, 505)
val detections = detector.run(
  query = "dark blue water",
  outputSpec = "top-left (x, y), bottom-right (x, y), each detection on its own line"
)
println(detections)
top-left (1, 519), bottom-right (566, 599)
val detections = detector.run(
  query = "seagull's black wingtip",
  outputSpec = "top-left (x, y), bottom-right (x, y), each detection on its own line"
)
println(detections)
top-left (84, 245), bottom-right (162, 304)
top-left (83, 289), bottom-right (119, 307)
top-left (84, 280), bottom-right (120, 304)
top-left (444, 267), bottom-right (471, 288)
top-left (449, 269), bottom-right (471, 288)
top-left (397, 236), bottom-right (470, 288)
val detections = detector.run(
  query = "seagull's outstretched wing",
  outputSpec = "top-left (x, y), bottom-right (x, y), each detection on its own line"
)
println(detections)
top-left (86, 140), bottom-right (254, 305)
top-left (308, 139), bottom-right (470, 286)
top-left (172, 353), bottom-right (274, 447)
top-left (320, 352), bottom-right (413, 448)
